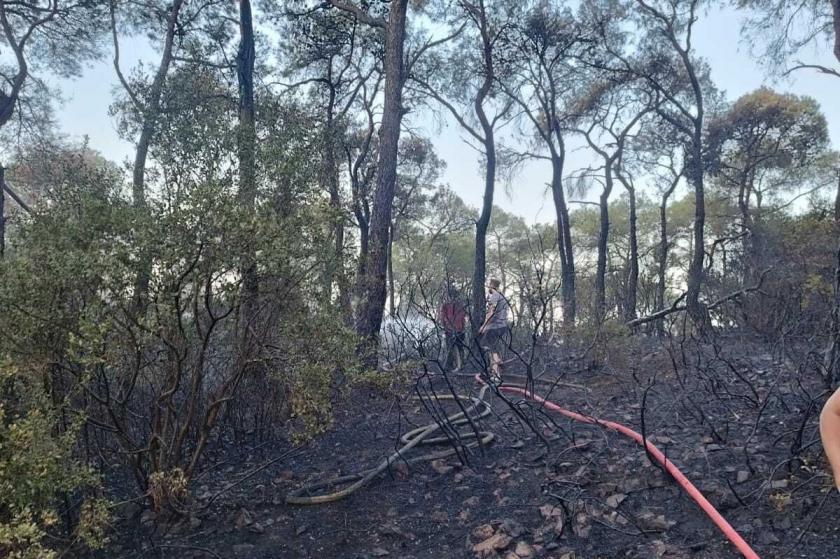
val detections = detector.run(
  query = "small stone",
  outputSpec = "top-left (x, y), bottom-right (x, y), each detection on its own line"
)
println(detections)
top-left (249, 522), bottom-right (264, 534)
top-left (295, 524), bottom-right (308, 536)
top-left (606, 493), bottom-right (627, 508)
top-left (737, 471), bottom-right (750, 484)
top-left (770, 479), bottom-right (789, 489)
top-left (473, 533), bottom-right (513, 555)
top-left (639, 512), bottom-right (675, 532)
top-left (539, 504), bottom-right (563, 519)
top-left (189, 516), bottom-right (201, 529)
top-left (472, 524), bottom-right (495, 541)
top-left (431, 459), bottom-right (454, 475)
top-left (370, 548), bottom-right (390, 557)
top-left (514, 541), bottom-right (535, 558)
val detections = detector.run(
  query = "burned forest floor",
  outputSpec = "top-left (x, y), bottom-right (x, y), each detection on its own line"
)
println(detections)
top-left (100, 333), bottom-right (840, 559)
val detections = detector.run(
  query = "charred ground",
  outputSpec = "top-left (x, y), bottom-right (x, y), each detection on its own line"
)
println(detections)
top-left (101, 334), bottom-right (840, 559)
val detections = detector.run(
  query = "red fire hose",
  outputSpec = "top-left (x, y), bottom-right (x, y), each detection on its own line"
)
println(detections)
top-left (481, 375), bottom-right (762, 559)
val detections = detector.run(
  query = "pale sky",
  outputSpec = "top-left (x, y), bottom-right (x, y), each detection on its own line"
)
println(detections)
top-left (48, 6), bottom-right (839, 223)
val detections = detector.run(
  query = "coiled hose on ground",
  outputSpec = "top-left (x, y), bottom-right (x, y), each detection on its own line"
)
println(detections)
top-left (285, 384), bottom-right (494, 505)
top-left (286, 373), bottom-right (762, 559)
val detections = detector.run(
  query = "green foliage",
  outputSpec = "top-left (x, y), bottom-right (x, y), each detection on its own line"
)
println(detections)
top-left (0, 122), bottom-right (358, 519)
top-left (282, 309), bottom-right (359, 442)
top-left (0, 363), bottom-right (107, 558)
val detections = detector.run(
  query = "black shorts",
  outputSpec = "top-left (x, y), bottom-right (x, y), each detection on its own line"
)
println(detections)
top-left (481, 327), bottom-right (508, 354)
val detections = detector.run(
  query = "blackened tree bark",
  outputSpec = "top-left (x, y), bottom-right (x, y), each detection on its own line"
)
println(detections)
top-left (578, 97), bottom-right (650, 323)
top-left (549, 149), bottom-right (576, 325)
top-left (594, 162), bottom-right (614, 322)
top-left (685, 126), bottom-right (706, 323)
top-left (0, 166), bottom-right (5, 258)
top-left (634, 0), bottom-right (708, 326)
top-left (320, 79), bottom-right (348, 311)
top-left (656, 172), bottom-right (679, 335)
top-left (473, 87), bottom-right (497, 339)
top-left (616, 167), bottom-right (639, 322)
top-left (345, 79), bottom-right (378, 306)
top-left (387, 222), bottom-right (396, 316)
top-left (237, 0), bottom-right (258, 337)
top-left (833, 0), bottom-right (840, 62)
top-left (499, 5), bottom-right (583, 327)
top-left (336, 0), bottom-right (409, 347)
top-left (0, 5), bottom-right (31, 129)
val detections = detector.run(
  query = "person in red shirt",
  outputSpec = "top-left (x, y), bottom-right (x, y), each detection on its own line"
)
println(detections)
top-left (438, 287), bottom-right (467, 371)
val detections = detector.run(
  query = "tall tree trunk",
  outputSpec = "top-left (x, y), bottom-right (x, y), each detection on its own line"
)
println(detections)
top-left (685, 131), bottom-right (706, 324)
top-left (550, 152), bottom-right (576, 327)
top-left (354, 0), bottom-right (409, 350)
top-left (737, 179), bottom-right (751, 282)
top-left (321, 79), bottom-right (350, 317)
top-left (472, 139), bottom-right (495, 335)
top-left (595, 168), bottom-right (613, 323)
top-left (0, 165), bottom-right (5, 258)
top-left (129, 0), bottom-right (184, 207)
top-left (237, 0), bottom-right (258, 338)
top-left (595, 173), bottom-right (613, 324)
top-left (625, 184), bottom-right (639, 322)
top-left (469, 2), bottom-right (500, 338)
top-left (656, 178), bottom-right (678, 336)
top-left (388, 222), bottom-right (395, 316)
top-left (355, 213), bottom-right (370, 294)
top-left (832, 0), bottom-right (840, 63)
top-left (123, 0), bottom-right (186, 312)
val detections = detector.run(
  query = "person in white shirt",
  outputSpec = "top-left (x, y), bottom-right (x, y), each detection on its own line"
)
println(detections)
top-left (478, 278), bottom-right (509, 383)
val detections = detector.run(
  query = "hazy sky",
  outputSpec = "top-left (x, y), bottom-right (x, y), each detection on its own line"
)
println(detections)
top-left (51, 6), bottom-right (839, 223)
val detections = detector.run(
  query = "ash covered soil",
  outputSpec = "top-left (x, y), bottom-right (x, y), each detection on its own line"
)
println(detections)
top-left (101, 335), bottom-right (840, 558)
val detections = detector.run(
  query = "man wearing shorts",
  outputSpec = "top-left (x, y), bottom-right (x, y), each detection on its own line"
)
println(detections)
top-left (479, 278), bottom-right (509, 383)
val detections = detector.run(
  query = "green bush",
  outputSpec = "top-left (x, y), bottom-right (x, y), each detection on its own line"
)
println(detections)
top-left (0, 362), bottom-right (107, 558)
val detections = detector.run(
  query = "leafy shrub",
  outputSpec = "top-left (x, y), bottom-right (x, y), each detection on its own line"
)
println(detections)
top-left (0, 362), bottom-right (107, 558)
